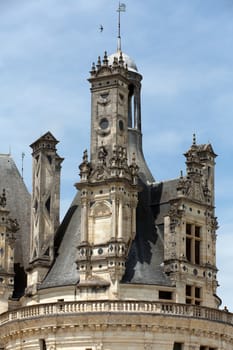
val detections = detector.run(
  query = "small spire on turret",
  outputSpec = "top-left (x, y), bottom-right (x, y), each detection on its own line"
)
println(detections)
top-left (103, 51), bottom-right (108, 66)
top-left (193, 133), bottom-right (196, 146)
top-left (91, 62), bottom-right (96, 75)
top-left (119, 51), bottom-right (124, 66)
top-left (79, 149), bottom-right (90, 182)
top-left (96, 56), bottom-right (101, 69)
top-left (83, 149), bottom-right (88, 163)
top-left (112, 56), bottom-right (118, 69)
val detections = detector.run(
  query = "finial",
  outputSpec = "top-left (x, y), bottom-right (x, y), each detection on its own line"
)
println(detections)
top-left (180, 170), bottom-right (183, 178)
top-left (117, 3), bottom-right (126, 52)
top-left (91, 62), bottom-right (96, 75)
top-left (112, 56), bottom-right (118, 68)
top-left (119, 51), bottom-right (124, 66)
top-left (103, 51), bottom-right (108, 65)
top-left (96, 56), bottom-right (101, 69)
top-left (193, 133), bottom-right (196, 145)
top-left (82, 149), bottom-right (88, 163)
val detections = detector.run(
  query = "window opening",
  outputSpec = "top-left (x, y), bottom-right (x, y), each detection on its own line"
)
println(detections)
top-left (47, 155), bottom-right (52, 164)
top-left (173, 343), bottom-right (183, 350)
top-left (45, 196), bottom-right (51, 214)
top-left (39, 339), bottom-right (47, 350)
top-left (159, 291), bottom-right (172, 300)
top-left (128, 84), bottom-right (134, 128)
top-left (186, 285), bottom-right (202, 305)
top-left (186, 223), bottom-right (201, 264)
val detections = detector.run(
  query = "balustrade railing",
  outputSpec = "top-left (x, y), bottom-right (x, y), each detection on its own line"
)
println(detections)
top-left (0, 301), bottom-right (232, 326)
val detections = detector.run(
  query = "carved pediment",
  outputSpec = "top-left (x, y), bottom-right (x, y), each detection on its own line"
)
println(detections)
top-left (96, 65), bottom-right (112, 77)
top-left (177, 176), bottom-right (206, 203)
top-left (89, 165), bottom-right (111, 182)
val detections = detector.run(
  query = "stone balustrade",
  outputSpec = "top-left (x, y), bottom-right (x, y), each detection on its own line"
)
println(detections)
top-left (0, 301), bottom-right (232, 326)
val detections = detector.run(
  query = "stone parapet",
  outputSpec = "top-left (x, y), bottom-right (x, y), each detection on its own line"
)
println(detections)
top-left (0, 301), bottom-right (232, 349)
top-left (0, 300), bottom-right (232, 326)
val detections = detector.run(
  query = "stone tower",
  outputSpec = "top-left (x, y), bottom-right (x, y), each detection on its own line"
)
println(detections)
top-left (76, 52), bottom-right (140, 295)
top-left (163, 135), bottom-right (218, 308)
top-left (27, 132), bottom-right (63, 292)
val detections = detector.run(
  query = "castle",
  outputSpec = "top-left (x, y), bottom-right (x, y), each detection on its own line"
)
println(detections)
top-left (0, 17), bottom-right (232, 350)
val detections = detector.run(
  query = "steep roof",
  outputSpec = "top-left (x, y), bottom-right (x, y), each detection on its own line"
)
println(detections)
top-left (41, 178), bottom-right (180, 289)
top-left (122, 179), bottom-right (178, 286)
top-left (40, 194), bottom-right (80, 288)
top-left (0, 154), bottom-right (31, 268)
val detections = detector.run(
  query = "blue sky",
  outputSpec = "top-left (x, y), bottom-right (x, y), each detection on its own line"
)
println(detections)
top-left (0, 0), bottom-right (233, 310)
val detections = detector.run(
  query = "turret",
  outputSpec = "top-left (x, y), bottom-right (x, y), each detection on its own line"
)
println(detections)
top-left (164, 135), bottom-right (219, 308)
top-left (27, 132), bottom-right (63, 294)
top-left (0, 189), bottom-right (19, 313)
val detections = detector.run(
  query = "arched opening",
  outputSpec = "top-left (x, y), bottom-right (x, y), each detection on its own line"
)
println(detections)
top-left (128, 82), bottom-right (141, 131)
top-left (128, 83), bottom-right (134, 128)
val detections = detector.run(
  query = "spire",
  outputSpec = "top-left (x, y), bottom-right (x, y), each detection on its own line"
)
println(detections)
top-left (193, 133), bottom-right (196, 146)
top-left (117, 3), bottom-right (126, 52)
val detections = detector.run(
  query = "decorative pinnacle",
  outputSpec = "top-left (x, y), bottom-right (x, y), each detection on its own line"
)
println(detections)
top-left (96, 56), bottom-right (101, 69)
top-left (193, 133), bottom-right (196, 146)
top-left (91, 62), bottom-right (96, 74)
top-left (119, 51), bottom-right (124, 66)
top-left (103, 51), bottom-right (108, 65)
top-left (82, 149), bottom-right (88, 163)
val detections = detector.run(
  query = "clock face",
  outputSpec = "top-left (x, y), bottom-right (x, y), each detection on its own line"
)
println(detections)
top-left (99, 118), bottom-right (109, 130)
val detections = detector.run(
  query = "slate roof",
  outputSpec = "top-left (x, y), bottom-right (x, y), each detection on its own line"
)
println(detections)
top-left (0, 154), bottom-right (31, 297)
top-left (122, 180), bottom-right (178, 286)
top-left (0, 154), bottom-right (31, 266)
top-left (40, 195), bottom-right (80, 288)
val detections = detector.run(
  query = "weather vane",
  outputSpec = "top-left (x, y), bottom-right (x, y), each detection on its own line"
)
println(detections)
top-left (117, 2), bottom-right (126, 52)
